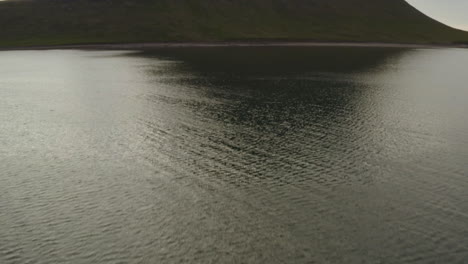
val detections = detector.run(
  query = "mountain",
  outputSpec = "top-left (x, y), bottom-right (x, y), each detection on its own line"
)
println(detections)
top-left (1, 0), bottom-right (467, 47)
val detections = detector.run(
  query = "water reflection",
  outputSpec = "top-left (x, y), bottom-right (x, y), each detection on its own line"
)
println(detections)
top-left (1, 47), bottom-right (467, 264)
top-left (133, 47), bottom-right (409, 188)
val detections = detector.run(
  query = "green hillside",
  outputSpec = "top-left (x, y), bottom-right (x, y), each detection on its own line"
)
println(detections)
top-left (1, 0), bottom-right (467, 47)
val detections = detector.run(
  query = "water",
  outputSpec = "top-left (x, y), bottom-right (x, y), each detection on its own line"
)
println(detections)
top-left (1, 47), bottom-right (467, 264)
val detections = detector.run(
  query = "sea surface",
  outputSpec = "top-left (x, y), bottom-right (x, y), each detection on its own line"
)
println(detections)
top-left (1, 47), bottom-right (467, 264)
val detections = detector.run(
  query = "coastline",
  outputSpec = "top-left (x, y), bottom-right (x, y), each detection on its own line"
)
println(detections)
top-left (1, 41), bottom-right (467, 51)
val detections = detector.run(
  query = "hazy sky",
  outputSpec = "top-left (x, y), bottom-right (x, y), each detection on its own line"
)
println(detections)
top-left (407, 0), bottom-right (468, 31)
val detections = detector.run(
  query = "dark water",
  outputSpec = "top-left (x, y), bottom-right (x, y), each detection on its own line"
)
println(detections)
top-left (1, 47), bottom-right (468, 264)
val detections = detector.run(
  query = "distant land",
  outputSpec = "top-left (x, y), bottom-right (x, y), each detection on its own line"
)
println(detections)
top-left (1, 0), bottom-right (468, 48)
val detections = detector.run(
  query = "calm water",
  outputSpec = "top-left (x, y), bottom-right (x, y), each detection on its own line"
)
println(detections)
top-left (1, 47), bottom-right (468, 264)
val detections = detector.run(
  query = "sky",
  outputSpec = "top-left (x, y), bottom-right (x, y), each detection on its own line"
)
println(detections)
top-left (407, 0), bottom-right (468, 31)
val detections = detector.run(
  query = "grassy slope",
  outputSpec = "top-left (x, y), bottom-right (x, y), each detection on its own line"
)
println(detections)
top-left (1, 0), bottom-right (467, 47)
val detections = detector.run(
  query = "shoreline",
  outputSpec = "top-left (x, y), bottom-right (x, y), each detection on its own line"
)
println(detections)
top-left (1, 41), bottom-right (467, 51)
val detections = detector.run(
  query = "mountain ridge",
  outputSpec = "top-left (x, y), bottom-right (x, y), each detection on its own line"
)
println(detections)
top-left (1, 0), bottom-right (467, 47)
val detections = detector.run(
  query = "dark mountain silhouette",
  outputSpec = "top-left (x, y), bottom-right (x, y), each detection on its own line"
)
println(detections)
top-left (1, 0), bottom-right (467, 46)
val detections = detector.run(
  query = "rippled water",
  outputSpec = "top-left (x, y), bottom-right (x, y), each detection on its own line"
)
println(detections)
top-left (1, 47), bottom-right (468, 264)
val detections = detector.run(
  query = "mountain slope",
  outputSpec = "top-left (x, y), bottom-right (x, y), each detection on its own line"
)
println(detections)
top-left (1, 0), bottom-right (467, 47)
